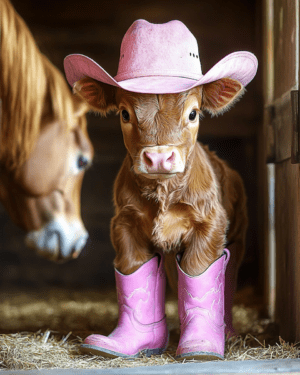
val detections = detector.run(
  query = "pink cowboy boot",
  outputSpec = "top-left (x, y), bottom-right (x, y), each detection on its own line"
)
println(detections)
top-left (80, 254), bottom-right (169, 358)
top-left (176, 249), bottom-right (230, 360)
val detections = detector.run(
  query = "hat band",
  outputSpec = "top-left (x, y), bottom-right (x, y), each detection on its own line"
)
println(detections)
top-left (115, 69), bottom-right (202, 82)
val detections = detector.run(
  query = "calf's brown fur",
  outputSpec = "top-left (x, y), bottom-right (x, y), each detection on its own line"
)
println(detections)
top-left (74, 77), bottom-right (248, 304)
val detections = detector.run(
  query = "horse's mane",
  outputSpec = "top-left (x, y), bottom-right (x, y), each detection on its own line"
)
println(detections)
top-left (0, 0), bottom-right (89, 171)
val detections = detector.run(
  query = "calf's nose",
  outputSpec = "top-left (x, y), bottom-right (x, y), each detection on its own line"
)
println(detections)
top-left (143, 151), bottom-right (175, 173)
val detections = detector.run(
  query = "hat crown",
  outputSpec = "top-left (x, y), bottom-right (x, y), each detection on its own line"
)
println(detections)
top-left (115, 20), bottom-right (202, 82)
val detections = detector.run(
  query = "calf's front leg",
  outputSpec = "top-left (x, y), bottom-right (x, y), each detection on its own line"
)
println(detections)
top-left (111, 208), bottom-right (154, 275)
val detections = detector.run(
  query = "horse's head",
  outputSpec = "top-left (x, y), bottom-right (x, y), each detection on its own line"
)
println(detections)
top-left (0, 97), bottom-right (94, 262)
top-left (0, 0), bottom-right (94, 261)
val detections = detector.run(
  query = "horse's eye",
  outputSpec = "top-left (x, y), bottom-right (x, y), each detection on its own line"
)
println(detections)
top-left (77, 155), bottom-right (89, 170)
top-left (121, 110), bottom-right (130, 122)
top-left (189, 110), bottom-right (197, 121)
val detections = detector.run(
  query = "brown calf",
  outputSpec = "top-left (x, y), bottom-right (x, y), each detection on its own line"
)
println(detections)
top-left (75, 76), bottom-right (248, 329)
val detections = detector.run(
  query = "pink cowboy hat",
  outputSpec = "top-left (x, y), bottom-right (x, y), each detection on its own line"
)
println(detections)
top-left (64, 19), bottom-right (258, 94)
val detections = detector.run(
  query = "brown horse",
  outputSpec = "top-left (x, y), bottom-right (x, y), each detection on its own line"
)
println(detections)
top-left (0, 0), bottom-right (94, 262)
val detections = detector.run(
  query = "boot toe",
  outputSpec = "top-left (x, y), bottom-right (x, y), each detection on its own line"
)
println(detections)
top-left (81, 334), bottom-right (126, 358)
top-left (83, 334), bottom-right (109, 347)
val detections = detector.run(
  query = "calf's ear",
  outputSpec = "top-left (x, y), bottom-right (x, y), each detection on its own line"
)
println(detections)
top-left (73, 77), bottom-right (117, 116)
top-left (201, 78), bottom-right (244, 116)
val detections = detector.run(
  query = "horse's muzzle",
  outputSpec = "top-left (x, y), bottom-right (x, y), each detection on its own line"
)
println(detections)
top-left (25, 216), bottom-right (88, 262)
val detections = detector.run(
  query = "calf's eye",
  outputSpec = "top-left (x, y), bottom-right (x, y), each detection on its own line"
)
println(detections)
top-left (121, 110), bottom-right (130, 122)
top-left (189, 110), bottom-right (197, 121)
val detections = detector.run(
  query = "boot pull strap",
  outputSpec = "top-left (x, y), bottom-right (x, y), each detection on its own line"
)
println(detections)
top-left (223, 248), bottom-right (231, 267)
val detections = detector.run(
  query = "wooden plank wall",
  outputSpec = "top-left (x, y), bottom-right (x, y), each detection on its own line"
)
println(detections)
top-left (263, 0), bottom-right (300, 341)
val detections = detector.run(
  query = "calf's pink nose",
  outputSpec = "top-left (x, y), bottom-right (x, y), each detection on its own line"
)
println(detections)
top-left (144, 151), bottom-right (175, 172)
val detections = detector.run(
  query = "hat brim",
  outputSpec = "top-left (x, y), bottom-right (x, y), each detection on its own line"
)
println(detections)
top-left (64, 51), bottom-right (257, 94)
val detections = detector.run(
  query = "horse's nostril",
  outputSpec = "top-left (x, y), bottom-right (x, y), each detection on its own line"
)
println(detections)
top-left (72, 235), bottom-right (88, 258)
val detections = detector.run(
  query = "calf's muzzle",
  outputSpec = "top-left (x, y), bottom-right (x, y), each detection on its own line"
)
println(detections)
top-left (139, 146), bottom-right (184, 178)
top-left (143, 151), bottom-right (175, 173)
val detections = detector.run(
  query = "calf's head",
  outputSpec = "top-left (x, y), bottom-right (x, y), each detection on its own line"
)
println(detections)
top-left (74, 77), bottom-right (244, 180)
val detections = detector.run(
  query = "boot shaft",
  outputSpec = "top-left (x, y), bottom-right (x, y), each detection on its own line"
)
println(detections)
top-left (177, 249), bottom-right (230, 325)
top-left (115, 253), bottom-right (166, 325)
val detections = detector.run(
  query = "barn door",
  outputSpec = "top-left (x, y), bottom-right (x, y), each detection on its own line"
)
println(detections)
top-left (263, 0), bottom-right (300, 341)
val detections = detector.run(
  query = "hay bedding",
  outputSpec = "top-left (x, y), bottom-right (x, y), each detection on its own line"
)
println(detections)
top-left (0, 286), bottom-right (298, 370)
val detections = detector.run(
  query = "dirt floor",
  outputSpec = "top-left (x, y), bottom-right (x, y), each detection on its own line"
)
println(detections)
top-left (0, 286), bottom-right (298, 370)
